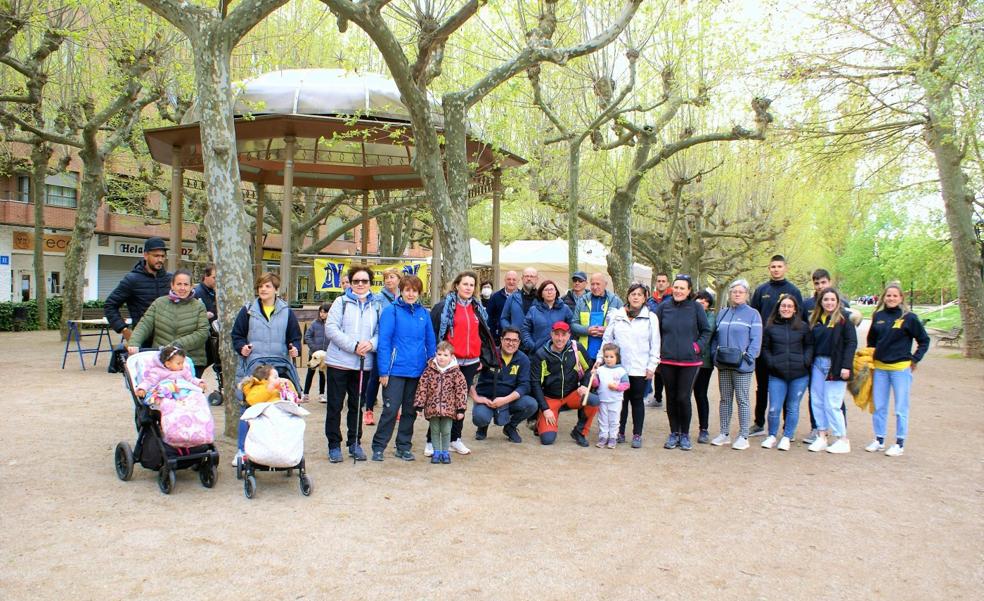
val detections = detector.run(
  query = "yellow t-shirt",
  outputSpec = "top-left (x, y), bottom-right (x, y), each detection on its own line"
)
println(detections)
top-left (262, 304), bottom-right (275, 319)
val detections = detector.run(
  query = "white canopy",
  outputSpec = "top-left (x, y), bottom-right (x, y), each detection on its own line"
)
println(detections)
top-left (492, 239), bottom-right (652, 288)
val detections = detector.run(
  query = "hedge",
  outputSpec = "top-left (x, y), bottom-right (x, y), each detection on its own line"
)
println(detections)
top-left (0, 298), bottom-right (105, 332)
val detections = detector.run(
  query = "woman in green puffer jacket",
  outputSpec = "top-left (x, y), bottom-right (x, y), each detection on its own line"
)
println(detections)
top-left (127, 269), bottom-right (210, 376)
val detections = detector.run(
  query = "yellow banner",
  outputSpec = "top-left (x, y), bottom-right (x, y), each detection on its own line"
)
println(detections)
top-left (314, 258), bottom-right (429, 293)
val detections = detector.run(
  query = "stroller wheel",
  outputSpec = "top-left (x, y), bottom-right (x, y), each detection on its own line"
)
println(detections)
top-left (114, 442), bottom-right (134, 481)
top-left (158, 467), bottom-right (176, 495)
top-left (199, 461), bottom-right (217, 488)
top-left (208, 391), bottom-right (223, 406)
top-left (244, 475), bottom-right (257, 499)
top-left (299, 474), bottom-right (313, 496)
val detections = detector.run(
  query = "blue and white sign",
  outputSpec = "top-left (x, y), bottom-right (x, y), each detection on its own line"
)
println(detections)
top-left (0, 255), bottom-right (9, 265)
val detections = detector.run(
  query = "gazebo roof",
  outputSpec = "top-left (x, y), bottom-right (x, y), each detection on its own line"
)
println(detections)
top-left (144, 69), bottom-right (525, 190)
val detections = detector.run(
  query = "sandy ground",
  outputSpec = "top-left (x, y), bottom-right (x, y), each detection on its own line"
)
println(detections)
top-left (1, 330), bottom-right (982, 600)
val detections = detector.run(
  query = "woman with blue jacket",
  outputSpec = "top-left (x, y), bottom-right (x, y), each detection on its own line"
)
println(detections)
top-left (521, 280), bottom-right (574, 354)
top-left (371, 275), bottom-right (435, 462)
top-left (710, 279), bottom-right (762, 450)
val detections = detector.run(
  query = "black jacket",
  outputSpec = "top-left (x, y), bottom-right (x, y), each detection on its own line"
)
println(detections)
top-left (811, 315), bottom-right (857, 380)
top-left (762, 318), bottom-right (814, 380)
top-left (654, 298), bottom-right (712, 364)
top-left (474, 350), bottom-right (531, 399)
top-left (193, 282), bottom-right (217, 321)
top-left (867, 307), bottom-right (930, 365)
top-left (530, 340), bottom-right (592, 410)
top-left (485, 288), bottom-right (511, 338)
top-left (751, 279), bottom-right (804, 322)
top-left (103, 260), bottom-right (172, 332)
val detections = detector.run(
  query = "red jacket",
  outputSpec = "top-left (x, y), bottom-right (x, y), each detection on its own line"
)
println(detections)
top-left (447, 303), bottom-right (481, 360)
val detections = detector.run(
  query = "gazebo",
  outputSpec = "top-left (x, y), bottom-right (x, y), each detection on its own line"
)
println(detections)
top-left (143, 68), bottom-right (525, 298)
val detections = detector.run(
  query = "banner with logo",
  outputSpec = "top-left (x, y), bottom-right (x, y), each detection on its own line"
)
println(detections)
top-left (314, 258), bottom-right (429, 293)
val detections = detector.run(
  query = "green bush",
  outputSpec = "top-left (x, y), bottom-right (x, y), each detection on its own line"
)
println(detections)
top-left (0, 298), bottom-right (105, 331)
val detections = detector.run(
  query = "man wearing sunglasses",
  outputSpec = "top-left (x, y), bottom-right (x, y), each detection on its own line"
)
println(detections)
top-left (470, 328), bottom-right (538, 443)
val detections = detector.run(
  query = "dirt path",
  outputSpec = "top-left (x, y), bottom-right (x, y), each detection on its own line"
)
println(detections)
top-left (1, 331), bottom-right (981, 600)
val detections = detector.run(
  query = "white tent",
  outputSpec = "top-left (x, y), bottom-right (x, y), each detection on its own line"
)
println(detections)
top-left (470, 238), bottom-right (492, 266)
top-left (493, 239), bottom-right (651, 288)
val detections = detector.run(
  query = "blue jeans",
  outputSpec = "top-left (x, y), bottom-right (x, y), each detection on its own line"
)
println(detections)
top-left (810, 357), bottom-right (847, 437)
top-left (872, 368), bottom-right (912, 440)
top-left (767, 375), bottom-right (808, 438)
top-left (472, 395), bottom-right (538, 429)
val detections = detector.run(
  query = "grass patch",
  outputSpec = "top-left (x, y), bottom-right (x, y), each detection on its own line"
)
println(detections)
top-left (916, 305), bottom-right (962, 331)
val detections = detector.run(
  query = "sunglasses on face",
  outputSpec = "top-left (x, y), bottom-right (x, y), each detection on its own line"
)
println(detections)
top-left (351, 278), bottom-right (370, 284)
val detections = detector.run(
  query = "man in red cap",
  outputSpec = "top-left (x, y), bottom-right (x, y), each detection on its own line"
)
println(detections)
top-left (530, 321), bottom-right (598, 446)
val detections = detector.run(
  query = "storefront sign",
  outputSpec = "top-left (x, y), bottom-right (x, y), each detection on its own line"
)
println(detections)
top-left (262, 250), bottom-right (281, 261)
top-left (115, 238), bottom-right (194, 258)
top-left (313, 258), bottom-right (429, 293)
top-left (12, 232), bottom-right (72, 253)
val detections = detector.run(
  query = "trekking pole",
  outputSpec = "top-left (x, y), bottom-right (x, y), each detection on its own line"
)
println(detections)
top-left (354, 354), bottom-right (365, 465)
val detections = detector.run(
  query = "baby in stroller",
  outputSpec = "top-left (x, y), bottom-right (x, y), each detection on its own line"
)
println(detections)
top-left (114, 346), bottom-right (219, 494)
top-left (236, 362), bottom-right (313, 498)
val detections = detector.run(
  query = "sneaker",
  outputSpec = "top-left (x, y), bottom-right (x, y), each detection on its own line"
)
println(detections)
top-left (503, 425), bottom-right (522, 444)
top-left (570, 429), bottom-right (589, 447)
top-left (777, 436), bottom-right (791, 451)
top-left (230, 450), bottom-right (244, 467)
top-left (885, 444), bottom-right (904, 457)
top-left (631, 435), bottom-right (642, 449)
top-left (348, 443), bottom-right (367, 461)
top-left (431, 452), bottom-right (441, 464)
top-left (748, 424), bottom-right (766, 437)
top-left (301, 393), bottom-right (310, 403)
top-left (617, 433), bottom-right (626, 444)
top-left (363, 410), bottom-right (375, 426)
top-left (318, 394), bottom-right (327, 403)
top-left (475, 425), bottom-right (488, 440)
top-left (424, 442), bottom-right (434, 457)
top-left (328, 447), bottom-right (343, 463)
top-left (679, 434), bottom-right (692, 451)
top-left (450, 439), bottom-right (471, 455)
top-left (710, 433), bottom-right (731, 446)
top-left (826, 438), bottom-right (851, 454)
top-left (664, 433), bottom-right (679, 449)
top-left (865, 440), bottom-right (885, 453)
top-left (697, 429), bottom-right (709, 444)
top-left (440, 450), bottom-right (451, 464)
top-left (526, 417), bottom-right (537, 431)
top-left (761, 435), bottom-right (777, 449)
top-left (807, 437), bottom-right (828, 452)
top-left (394, 449), bottom-right (415, 461)
top-left (606, 438), bottom-right (617, 449)
top-left (371, 449), bottom-right (384, 462)
top-left (803, 429), bottom-right (818, 445)
top-left (732, 436), bottom-right (750, 450)
top-left (596, 438), bottom-right (607, 448)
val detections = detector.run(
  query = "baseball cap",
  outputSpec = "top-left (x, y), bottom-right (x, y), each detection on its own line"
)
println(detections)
top-left (571, 271), bottom-right (587, 282)
top-left (144, 237), bottom-right (169, 252)
top-left (551, 321), bottom-right (570, 332)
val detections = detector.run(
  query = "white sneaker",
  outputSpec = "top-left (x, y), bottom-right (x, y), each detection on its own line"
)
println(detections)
top-left (827, 438), bottom-right (851, 454)
top-left (424, 442), bottom-right (434, 457)
top-left (450, 439), bottom-right (471, 455)
top-left (865, 440), bottom-right (885, 453)
top-left (230, 450), bottom-right (244, 467)
top-left (710, 433), bottom-right (731, 446)
top-left (761, 435), bottom-right (776, 449)
top-left (808, 437), bottom-right (828, 452)
top-left (732, 436), bottom-right (749, 450)
top-left (777, 436), bottom-right (791, 451)
top-left (885, 444), bottom-right (904, 457)
top-left (318, 394), bottom-right (327, 403)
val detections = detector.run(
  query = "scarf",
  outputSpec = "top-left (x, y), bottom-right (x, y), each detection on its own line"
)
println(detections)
top-left (168, 290), bottom-right (191, 303)
top-left (438, 292), bottom-right (489, 341)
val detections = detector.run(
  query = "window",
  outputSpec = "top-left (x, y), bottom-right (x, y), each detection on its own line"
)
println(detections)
top-left (48, 271), bottom-right (61, 295)
top-left (15, 176), bottom-right (78, 208)
top-left (17, 176), bottom-right (28, 203)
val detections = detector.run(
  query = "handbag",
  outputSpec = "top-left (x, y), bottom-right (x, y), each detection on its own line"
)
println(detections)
top-left (714, 308), bottom-right (743, 369)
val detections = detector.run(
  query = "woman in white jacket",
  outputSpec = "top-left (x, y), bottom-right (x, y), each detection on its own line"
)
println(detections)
top-left (600, 282), bottom-right (661, 448)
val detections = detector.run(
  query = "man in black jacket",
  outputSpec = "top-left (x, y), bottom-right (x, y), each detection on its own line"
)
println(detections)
top-left (531, 322), bottom-right (598, 446)
top-left (104, 237), bottom-right (172, 341)
top-left (486, 270), bottom-right (518, 339)
top-left (471, 328), bottom-right (539, 443)
top-left (749, 254), bottom-right (804, 435)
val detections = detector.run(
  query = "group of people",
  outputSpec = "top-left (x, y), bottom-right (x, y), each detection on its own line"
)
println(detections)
top-left (106, 239), bottom-right (931, 465)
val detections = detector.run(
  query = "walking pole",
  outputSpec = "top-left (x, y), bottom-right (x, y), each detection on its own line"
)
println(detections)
top-left (354, 355), bottom-right (365, 465)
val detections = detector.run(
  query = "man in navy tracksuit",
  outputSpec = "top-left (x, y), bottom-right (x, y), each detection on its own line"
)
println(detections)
top-left (471, 327), bottom-right (538, 443)
top-left (749, 254), bottom-right (804, 435)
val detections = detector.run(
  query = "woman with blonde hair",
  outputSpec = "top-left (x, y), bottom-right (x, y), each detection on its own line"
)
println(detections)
top-left (807, 288), bottom-right (857, 453)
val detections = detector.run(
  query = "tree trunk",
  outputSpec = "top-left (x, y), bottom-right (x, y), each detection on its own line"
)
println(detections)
top-left (60, 151), bottom-right (104, 339)
top-left (607, 190), bottom-right (634, 295)
top-left (193, 39), bottom-right (256, 437)
top-left (30, 142), bottom-right (51, 329)
top-left (568, 144), bottom-right (580, 275)
top-left (435, 96), bottom-right (472, 285)
top-left (924, 95), bottom-right (984, 358)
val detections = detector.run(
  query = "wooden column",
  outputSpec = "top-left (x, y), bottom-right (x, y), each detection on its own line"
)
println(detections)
top-left (491, 168), bottom-right (503, 286)
top-left (281, 136), bottom-right (296, 300)
top-left (169, 146), bottom-right (183, 272)
top-left (254, 183), bottom-right (265, 282)
top-left (361, 190), bottom-right (369, 259)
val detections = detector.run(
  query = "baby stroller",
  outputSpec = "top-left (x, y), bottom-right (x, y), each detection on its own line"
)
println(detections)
top-left (114, 351), bottom-right (220, 494)
top-left (236, 355), bottom-right (313, 499)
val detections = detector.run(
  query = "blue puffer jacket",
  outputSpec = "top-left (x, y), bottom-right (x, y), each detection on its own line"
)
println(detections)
top-left (376, 298), bottom-right (436, 378)
top-left (500, 289), bottom-right (538, 334)
top-left (103, 260), bottom-right (172, 332)
top-left (521, 300), bottom-right (574, 353)
top-left (303, 318), bottom-right (329, 353)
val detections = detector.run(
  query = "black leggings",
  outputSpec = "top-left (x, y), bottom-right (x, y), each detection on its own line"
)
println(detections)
top-left (662, 364), bottom-right (701, 435)
top-left (692, 367), bottom-right (713, 431)
top-left (426, 361), bottom-right (479, 444)
top-left (619, 376), bottom-right (650, 437)
top-left (304, 367), bottom-right (325, 395)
